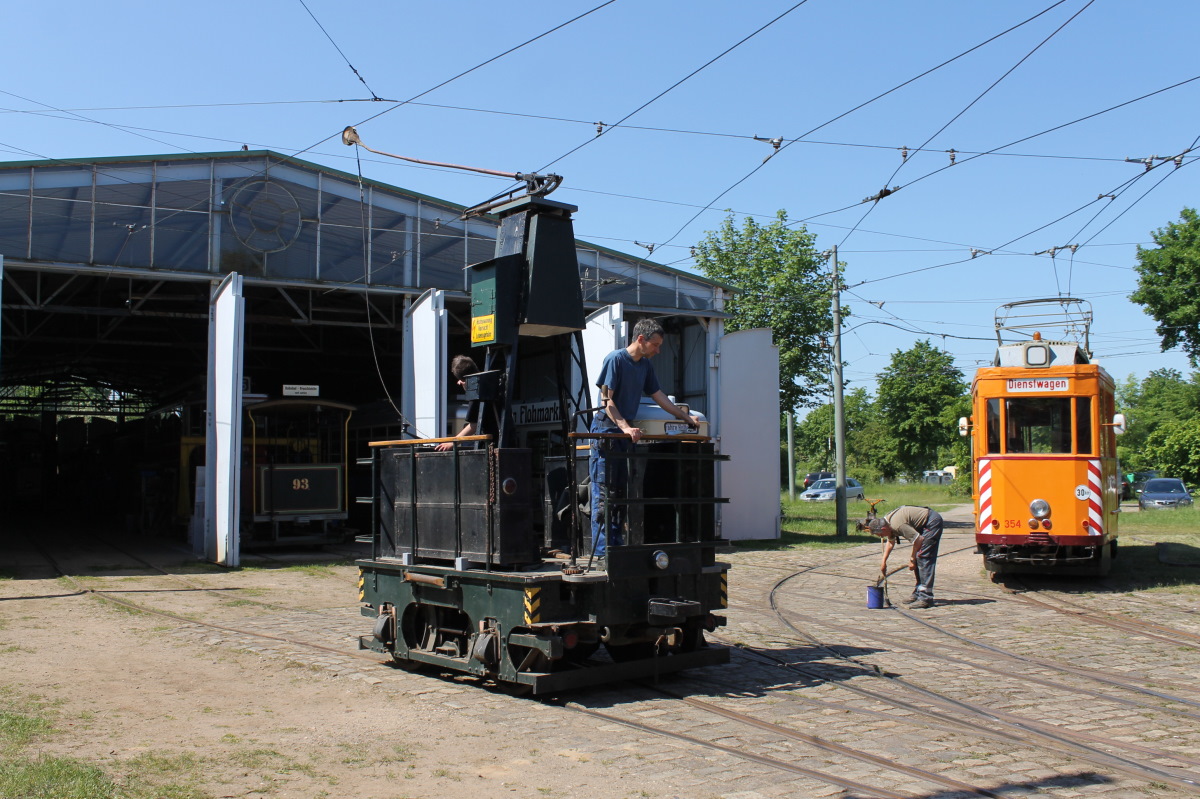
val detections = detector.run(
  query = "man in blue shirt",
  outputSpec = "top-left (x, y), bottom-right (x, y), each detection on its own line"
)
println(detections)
top-left (590, 318), bottom-right (700, 562)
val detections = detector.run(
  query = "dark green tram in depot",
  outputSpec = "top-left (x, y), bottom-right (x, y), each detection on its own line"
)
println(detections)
top-left (355, 193), bottom-right (730, 694)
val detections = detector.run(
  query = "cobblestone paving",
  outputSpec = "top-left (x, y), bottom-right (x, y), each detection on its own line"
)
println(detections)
top-left (164, 517), bottom-right (1200, 799)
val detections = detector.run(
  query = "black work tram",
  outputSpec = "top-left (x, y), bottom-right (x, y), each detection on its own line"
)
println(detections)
top-left (356, 193), bottom-right (730, 694)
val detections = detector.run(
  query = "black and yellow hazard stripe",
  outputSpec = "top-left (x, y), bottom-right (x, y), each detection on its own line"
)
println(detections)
top-left (357, 570), bottom-right (365, 602)
top-left (524, 587), bottom-right (542, 624)
top-left (719, 572), bottom-right (728, 608)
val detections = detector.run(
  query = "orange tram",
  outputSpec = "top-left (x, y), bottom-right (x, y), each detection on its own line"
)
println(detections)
top-left (964, 300), bottom-right (1125, 577)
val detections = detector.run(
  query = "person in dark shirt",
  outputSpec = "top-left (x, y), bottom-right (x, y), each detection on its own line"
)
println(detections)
top-left (860, 505), bottom-right (945, 608)
top-left (435, 355), bottom-right (483, 451)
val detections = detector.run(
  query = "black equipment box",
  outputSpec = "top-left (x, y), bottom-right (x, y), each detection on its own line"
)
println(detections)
top-left (376, 447), bottom-right (537, 567)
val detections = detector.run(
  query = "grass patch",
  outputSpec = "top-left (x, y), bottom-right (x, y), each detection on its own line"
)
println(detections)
top-left (118, 751), bottom-right (208, 799)
top-left (1121, 504), bottom-right (1200, 536)
top-left (0, 689), bottom-right (55, 751)
top-left (1, 691), bottom-right (207, 799)
top-left (237, 561), bottom-right (351, 578)
top-left (229, 748), bottom-right (283, 769)
top-left (0, 754), bottom-right (117, 798)
top-left (178, 561), bottom-right (227, 572)
top-left (0, 710), bottom-right (53, 751)
top-left (1104, 512), bottom-right (1200, 593)
top-left (733, 529), bottom-right (879, 551)
top-left (734, 483), bottom-right (963, 551)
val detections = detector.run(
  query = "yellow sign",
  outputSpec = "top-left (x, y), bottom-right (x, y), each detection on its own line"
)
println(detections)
top-left (471, 314), bottom-right (496, 343)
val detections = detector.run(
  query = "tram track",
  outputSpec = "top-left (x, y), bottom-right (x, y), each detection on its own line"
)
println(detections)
top-left (743, 557), bottom-right (1200, 665)
top-left (562, 687), bottom-right (998, 799)
top-left (744, 565), bottom-right (1200, 793)
top-left (24, 535), bottom-right (388, 667)
top-left (22, 534), bottom-right (1200, 795)
top-left (82, 533), bottom-right (356, 615)
top-left (713, 629), bottom-right (1200, 793)
top-left (22, 537), bottom-right (987, 798)
top-left (720, 633), bottom-right (1200, 791)
top-left (730, 535), bottom-right (1200, 695)
top-left (765, 586), bottom-right (1200, 712)
top-left (1004, 578), bottom-right (1200, 648)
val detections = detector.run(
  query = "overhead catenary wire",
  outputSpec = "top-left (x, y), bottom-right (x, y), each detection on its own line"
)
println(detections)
top-left (852, 148), bottom-right (1195, 290)
top-left (291, 0), bottom-right (618, 159)
top-left (8, 63), bottom-right (1192, 276)
top-left (535, 0), bottom-right (812, 175)
top-left (3, 11), bottom-right (1191, 352)
top-left (651, 0), bottom-right (1078, 251)
top-left (2, 95), bottom-right (1164, 166)
top-left (1075, 151), bottom-right (1197, 249)
top-left (0, 88), bottom-right (195, 155)
top-left (297, 0), bottom-right (382, 100)
top-left (834, 0), bottom-right (1097, 248)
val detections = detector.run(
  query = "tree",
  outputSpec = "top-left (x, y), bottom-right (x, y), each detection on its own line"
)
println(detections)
top-left (793, 387), bottom-right (903, 483)
top-left (1130, 208), bottom-right (1200, 366)
top-left (694, 211), bottom-right (834, 411)
top-left (875, 340), bottom-right (967, 479)
top-left (1115, 368), bottom-right (1200, 471)
top-left (1144, 418), bottom-right (1200, 486)
top-left (793, 402), bottom-right (835, 470)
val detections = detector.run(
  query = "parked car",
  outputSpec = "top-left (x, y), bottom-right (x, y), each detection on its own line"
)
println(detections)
top-left (801, 478), bottom-right (865, 502)
top-left (803, 471), bottom-right (834, 489)
top-left (1131, 471), bottom-right (1159, 496)
top-left (1137, 478), bottom-right (1194, 510)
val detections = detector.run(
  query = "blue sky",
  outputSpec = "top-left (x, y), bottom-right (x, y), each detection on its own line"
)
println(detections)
top-left (3, 0), bottom-right (1197, 399)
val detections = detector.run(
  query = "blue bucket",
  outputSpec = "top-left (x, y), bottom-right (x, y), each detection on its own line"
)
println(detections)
top-left (866, 585), bottom-right (884, 609)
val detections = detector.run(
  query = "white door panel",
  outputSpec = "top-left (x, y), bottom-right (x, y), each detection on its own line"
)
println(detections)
top-left (578, 303), bottom-right (624, 409)
top-left (716, 328), bottom-right (780, 540)
top-left (403, 289), bottom-right (447, 440)
top-left (206, 272), bottom-right (245, 566)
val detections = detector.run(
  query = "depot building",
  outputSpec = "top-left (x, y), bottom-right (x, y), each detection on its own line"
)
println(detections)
top-left (0, 151), bottom-right (778, 563)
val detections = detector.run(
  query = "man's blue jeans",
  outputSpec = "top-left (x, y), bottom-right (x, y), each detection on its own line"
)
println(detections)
top-left (913, 509), bottom-right (944, 600)
top-left (589, 417), bottom-right (630, 559)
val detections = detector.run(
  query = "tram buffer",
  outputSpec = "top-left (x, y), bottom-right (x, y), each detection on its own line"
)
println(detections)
top-left (355, 188), bottom-right (730, 694)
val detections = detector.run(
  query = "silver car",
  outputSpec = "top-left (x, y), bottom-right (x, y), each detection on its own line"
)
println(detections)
top-left (801, 478), bottom-right (865, 502)
top-left (1137, 478), bottom-right (1194, 510)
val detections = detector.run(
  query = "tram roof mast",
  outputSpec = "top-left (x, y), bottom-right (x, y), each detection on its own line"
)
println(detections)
top-left (992, 298), bottom-right (1094, 368)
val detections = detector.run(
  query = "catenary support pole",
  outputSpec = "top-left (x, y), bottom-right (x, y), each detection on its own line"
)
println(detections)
top-left (786, 412), bottom-right (796, 501)
top-left (832, 245), bottom-right (848, 536)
